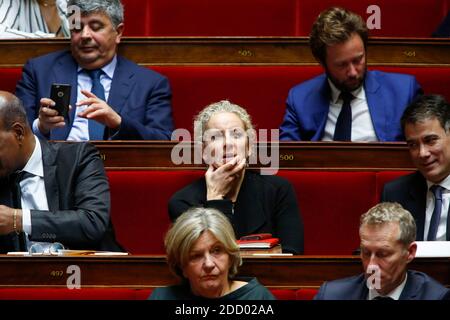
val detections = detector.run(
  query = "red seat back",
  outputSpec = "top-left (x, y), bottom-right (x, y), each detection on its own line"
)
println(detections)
top-left (296, 0), bottom-right (449, 37)
top-left (108, 170), bottom-right (203, 254)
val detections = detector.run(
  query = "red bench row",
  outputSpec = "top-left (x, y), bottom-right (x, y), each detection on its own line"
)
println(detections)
top-left (0, 287), bottom-right (318, 300)
top-left (108, 170), bottom-right (410, 255)
top-left (2, 66), bottom-right (450, 132)
top-left (122, 0), bottom-right (450, 37)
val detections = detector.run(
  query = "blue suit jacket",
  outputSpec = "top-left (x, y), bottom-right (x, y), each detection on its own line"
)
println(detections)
top-left (279, 70), bottom-right (422, 141)
top-left (16, 50), bottom-right (174, 140)
top-left (314, 270), bottom-right (450, 300)
top-left (381, 172), bottom-right (450, 241)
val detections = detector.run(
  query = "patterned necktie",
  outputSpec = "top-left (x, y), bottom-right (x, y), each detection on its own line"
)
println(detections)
top-left (333, 91), bottom-right (354, 141)
top-left (10, 171), bottom-right (33, 251)
top-left (427, 185), bottom-right (444, 241)
top-left (86, 69), bottom-right (106, 140)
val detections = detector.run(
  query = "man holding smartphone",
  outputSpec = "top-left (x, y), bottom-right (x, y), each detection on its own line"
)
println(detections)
top-left (16, 0), bottom-right (174, 141)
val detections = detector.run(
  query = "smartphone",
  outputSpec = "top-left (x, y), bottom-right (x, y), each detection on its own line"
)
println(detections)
top-left (50, 83), bottom-right (71, 118)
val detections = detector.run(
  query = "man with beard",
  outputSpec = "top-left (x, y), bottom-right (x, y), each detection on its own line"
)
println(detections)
top-left (314, 202), bottom-right (449, 300)
top-left (279, 7), bottom-right (422, 141)
top-left (16, 0), bottom-right (173, 141)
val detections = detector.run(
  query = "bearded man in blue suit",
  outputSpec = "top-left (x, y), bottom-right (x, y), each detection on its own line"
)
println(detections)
top-left (280, 7), bottom-right (422, 142)
top-left (16, 0), bottom-right (173, 141)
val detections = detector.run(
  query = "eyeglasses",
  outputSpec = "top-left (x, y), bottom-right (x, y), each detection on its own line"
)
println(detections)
top-left (28, 242), bottom-right (65, 255)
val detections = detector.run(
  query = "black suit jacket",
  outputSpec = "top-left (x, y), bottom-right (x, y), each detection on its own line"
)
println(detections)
top-left (168, 170), bottom-right (304, 254)
top-left (0, 139), bottom-right (122, 253)
top-left (381, 172), bottom-right (450, 241)
top-left (314, 270), bottom-right (450, 300)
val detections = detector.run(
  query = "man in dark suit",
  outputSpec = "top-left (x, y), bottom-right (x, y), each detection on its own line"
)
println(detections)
top-left (315, 203), bottom-right (450, 300)
top-left (280, 7), bottom-right (422, 141)
top-left (16, 0), bottom-right (173, 141)
top-left (0, 91), bottom-right (122, 253)
top-left (382, 94), bottom-right (450, 241)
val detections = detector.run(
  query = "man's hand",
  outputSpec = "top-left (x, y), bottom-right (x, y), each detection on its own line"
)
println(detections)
top-left (205, 157), bottom-right (246, 200)
top-left (77, 90), bottom-right (121, 129)
top-left (0, 205), bottom-right (22, 235)
top-left (37, 98), bottom-right (66, 135)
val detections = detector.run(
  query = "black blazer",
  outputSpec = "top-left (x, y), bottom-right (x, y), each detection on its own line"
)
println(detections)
top-left (314, 270), bottom-right (450, 300)
top-left (168, 170), bottom-right (304, 254)
top-left (0, 139), bottom-right (122, 253)
top-left (381, 172), bottom-right (450, 241)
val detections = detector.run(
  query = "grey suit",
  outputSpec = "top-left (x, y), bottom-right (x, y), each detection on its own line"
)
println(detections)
top-left (0, 138), bottom-right (122, 253)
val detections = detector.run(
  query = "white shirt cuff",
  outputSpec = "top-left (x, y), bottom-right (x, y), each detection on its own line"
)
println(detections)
top-left (21, 209), bottom-right (32, 235)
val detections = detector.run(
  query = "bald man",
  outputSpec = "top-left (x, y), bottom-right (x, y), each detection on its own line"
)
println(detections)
top-left (0, 91), bottom-right (122, 253)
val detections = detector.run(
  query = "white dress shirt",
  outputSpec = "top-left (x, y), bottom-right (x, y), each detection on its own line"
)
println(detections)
top-left (424, 175), bottom-right (450, 241)
top-left (322, 80), bottom-right (378, 142)
top-left (368, 272), bottom-right (407, 300)
top-left (20, 136), bottom-right (49, 236)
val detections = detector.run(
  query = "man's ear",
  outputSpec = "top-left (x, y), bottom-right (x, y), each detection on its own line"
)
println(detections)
top-left (115, 23), bottom-right (124, 44)
top-left (406, 242), bottom-right (417, 264)
top-left (12, 122), bottom-right (25, 144)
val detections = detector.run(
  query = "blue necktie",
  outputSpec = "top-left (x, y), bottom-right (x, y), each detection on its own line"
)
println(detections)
top-left (86, 69), bottom-right (105, 140)
top-left (427, 185), bottom-right (444, 241)
top-left (333, 91), bottom-right (354, 141)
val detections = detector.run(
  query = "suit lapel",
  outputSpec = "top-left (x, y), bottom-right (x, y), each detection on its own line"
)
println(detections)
top-left (50, 52), bottom-right (78, 140)
top-left (409, 173), bottom-right (428, 241)
top-left (312, 78), bottom-right (332, 140)
top-left (107, 56), bottom-right (134, 116)
top-left (39, 139), bottom-right (59, 211)
top-left (364, 71), bottom-right (385, 141)
top-left (399, 271), bottom-right (420, 300)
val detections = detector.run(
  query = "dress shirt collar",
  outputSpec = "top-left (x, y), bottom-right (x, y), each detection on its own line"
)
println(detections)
top-left (426, 174), bottom-right (450, 192)
top-left (21, 135), bottom-right (44, 178)
top-left (327, 78), bottom-right (365, 104)
top-left (77, 54), bottom-right (117, 79)
top-left (368, 272), bottom-right (407, 300)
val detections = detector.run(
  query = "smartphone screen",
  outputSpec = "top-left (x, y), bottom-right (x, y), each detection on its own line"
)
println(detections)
top-left (50, 83), bottom-right (71, 118)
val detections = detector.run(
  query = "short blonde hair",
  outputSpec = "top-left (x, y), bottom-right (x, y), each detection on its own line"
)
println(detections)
top-left (165, 207), bottom-right (242, 280)
top-left (193, 100), bottom-right (254, 142)
top-left (360, 202), bottom-right (416, 246)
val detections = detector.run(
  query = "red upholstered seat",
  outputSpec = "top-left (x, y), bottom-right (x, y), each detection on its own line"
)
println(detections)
top-left (270, 289), bottom-right (298, 300)
top-left (296, 0), bottom-right (449, 37)
top-left (277, 171), bottom-right (378, 255)
top-left (108, 170), bottom-right (385, 255)
top-left (121, 0), bottom-right (449, 37)
top-left (4, 65), bottom-right (450, 133)
top-left (125, 0), bottom-right (298, 36)
top-left (0, 288), bottom-right (151, 300)
top-left (108, 170), bottom-right (203, 254)
top-left (152, 66), bottom-right (323, 132)
top-left (0, 68), bottom-right (22, 93)
top-left (296, 288), bottom-right (318, 300)
top-left (375, 171), bottom-right (412, 201)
